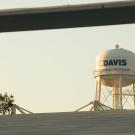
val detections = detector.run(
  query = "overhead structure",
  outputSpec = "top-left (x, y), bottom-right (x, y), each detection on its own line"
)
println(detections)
top-left (0, 1), bottom-right (135, 32)
top-left (11, 104), bottom-right (33, 115)
top-left (94, 45), bottom-right (135, 110)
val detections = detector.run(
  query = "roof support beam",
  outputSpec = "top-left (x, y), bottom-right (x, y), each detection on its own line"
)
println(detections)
top-left (0, 1), bottom-right (135, 32)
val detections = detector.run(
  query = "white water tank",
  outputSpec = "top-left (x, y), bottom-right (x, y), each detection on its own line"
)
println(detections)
top-left (95, 45), bottom-right (135, 87)
top-left (96, 45), bottom-right (135, 71)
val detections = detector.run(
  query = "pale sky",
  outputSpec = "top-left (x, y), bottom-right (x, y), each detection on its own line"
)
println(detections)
top-left (0, 0), bottom-right (128, 9)
top-left (0, 0), bottom-right (134, 113)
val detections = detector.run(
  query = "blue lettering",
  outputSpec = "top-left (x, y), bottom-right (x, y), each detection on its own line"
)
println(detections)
top-left (104, 60), bottom-right (108, 66)
top-left (122, 59), bottom-right (127, 66)
top-left (119, 59), bottom-right (122, 66)
top-left (113, 59), bottom-right (118, 65)
top-left (109, 60), bottom-right (113, 66)
top-left (103, 59), bottom-right (127, 66)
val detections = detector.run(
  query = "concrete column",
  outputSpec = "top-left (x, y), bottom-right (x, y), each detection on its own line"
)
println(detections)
top-left (95, 76), bottom-right (101, 101)
top-left (133, 83), bottom-right (135, 109)
top-left (119, 76), bottom-right (123, 109)
top-left (113, 76), bottom-right (122, 109)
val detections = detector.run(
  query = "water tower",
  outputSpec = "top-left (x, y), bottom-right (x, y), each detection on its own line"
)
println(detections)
top-left (94, 45), bottom-right (135, 110)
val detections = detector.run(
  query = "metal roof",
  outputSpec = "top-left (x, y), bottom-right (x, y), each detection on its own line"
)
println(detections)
top-left (1, 110), bottom-right (135, 135)
top-left (0, 1), bottom-right (135, 32)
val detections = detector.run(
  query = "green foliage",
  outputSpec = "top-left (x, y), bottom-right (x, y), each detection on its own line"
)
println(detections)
top-left (0, 93), bottom-right (14, 115)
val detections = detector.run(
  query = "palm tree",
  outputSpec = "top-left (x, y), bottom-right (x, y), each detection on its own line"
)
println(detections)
top-left (0, 93), bottom-right (14, 115)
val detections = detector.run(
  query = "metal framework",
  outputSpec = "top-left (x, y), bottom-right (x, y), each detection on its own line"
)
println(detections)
top-left (98, 80), bottom-right (135, 110)
top-left (0, 1), bottom-right (135, 32)
top-left (94, 68), bottom-right (135, 110)
top-left (11, 104), bottom-right (33, 114)
top-left (75, 100), bottom-right (112, 112)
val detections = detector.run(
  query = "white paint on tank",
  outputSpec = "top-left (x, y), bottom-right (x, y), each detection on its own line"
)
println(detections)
top-left (96, 46), bottom-right (135, 71)
top-left (94, 46), bottom-right (135, 110)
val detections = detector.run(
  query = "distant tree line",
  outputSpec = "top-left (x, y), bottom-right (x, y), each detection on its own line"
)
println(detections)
top-left (0, 93), bottom-right (14, 115)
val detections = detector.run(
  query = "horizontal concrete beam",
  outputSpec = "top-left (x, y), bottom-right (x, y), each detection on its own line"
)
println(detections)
top-left (0, 1), bottom-right (135, 32)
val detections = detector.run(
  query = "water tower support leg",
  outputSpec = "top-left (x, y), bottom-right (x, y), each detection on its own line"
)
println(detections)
top-left (113, 76), bottom-right (123, 109)
top-left (133, 83), bottom-right (135, 109)
top-left (119, 76), bottom-right (123, 109)
top-left (95, 76), bottom-right (101, 101)
top-left (11, 104), bottom-right (16, 115)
